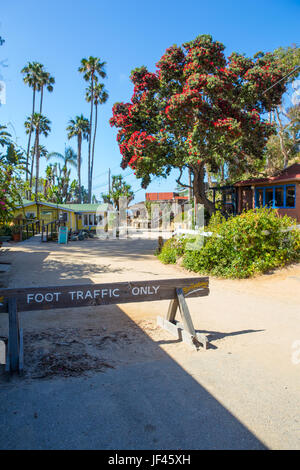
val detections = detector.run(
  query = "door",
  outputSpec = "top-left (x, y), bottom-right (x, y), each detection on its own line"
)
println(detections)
top-left (241, 187), bottom-right (253, 211)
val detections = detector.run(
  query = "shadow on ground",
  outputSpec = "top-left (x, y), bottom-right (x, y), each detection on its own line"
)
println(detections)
top-left (0, 300), bottom-right (267, 450)
top-left (38, 238), bottom-right (158, 260)
top-left (199, 329), bottom-right (265, 349)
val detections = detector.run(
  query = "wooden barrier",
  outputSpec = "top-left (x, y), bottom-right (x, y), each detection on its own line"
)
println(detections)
top-left (0, 277), bottom-right (209, 375)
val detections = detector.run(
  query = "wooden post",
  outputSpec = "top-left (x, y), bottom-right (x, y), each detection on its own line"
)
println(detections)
top-left (157, 285), bottom-right (209, 350)
top-left (8, 298), bottom-right (19, 373)
top-left (166, 297), bottom-right (179, 323)
top-left (158, 236), bottom-right (163, 253)
top-left (176, 288), bottom-right (196, 337)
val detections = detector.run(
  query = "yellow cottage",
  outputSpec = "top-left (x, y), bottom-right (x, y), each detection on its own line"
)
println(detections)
top-left (14, 199), bottom-right (110, 231)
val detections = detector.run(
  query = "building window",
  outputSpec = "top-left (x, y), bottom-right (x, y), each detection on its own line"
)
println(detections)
top-left (275, 187), bottom-right (284, 207)
top-left (286, 185), bottom-right (296, 208)
top-left (255, 184), bottom-right (296, 209)
top-left (265, 188), bottom-right (274, 208)
top-left (82, 213), bottom-right (102, 226)
top-left (255, 189), bottom-right (264, 208)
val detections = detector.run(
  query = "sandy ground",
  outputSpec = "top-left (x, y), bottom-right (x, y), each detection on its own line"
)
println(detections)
top-left (0, 235), bottom-right (299, 450)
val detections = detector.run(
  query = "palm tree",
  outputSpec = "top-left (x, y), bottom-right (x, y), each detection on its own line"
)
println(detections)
top-left (22, 63), bottom-right (55, 184)
top-left (66, 115), bottom-right (89, 202)
top-left (21, 62), bottom-right (43, 181)
top-left (47, 146), bottom-right (77, 169)
top-left (25, 114), bottom-right (51, 205)
top-left (47, 147), bottom-right (78, 203)
top-left (0, 125), bottom-right (11, 148)
top-left (78, 57), bottom-right (106, 202)
top-left (86, 83), bottom-right (108, 198)
top-left (27, 144), bottom-right (48, 192)
top-left (37, 69), bottom-right (55, 113)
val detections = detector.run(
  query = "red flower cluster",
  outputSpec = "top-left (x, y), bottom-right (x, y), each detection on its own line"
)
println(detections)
top-left (156, 45), bottom-right (185, 81)
top-left (119, 131), bottom-right (157, 169)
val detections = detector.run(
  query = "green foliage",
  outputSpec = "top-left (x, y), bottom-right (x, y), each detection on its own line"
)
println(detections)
top-left (102, 174), bottom-right (134, 210)
top-left (182, 208), bottom-right (300, 278)
top-left (0, 223), bottom-right (12, 236)
top-left (0, 129), bottom-right (26, 224)
top-left (158, 235), bottom-right (194, 264)
top-left (264, 104), bottom-right (300, 173)
top-left (273, 45), bottom-right (300, 84)
top-left (206, 209), bottom-right (226, 233)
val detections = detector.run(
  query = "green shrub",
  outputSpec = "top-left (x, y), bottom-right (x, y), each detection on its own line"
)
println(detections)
top-left (0, 224), bottom-right (12, 236)
top-left (182, 208), bottom-right (300, 278)
top-left (158, 235), bottom-right (194, 264)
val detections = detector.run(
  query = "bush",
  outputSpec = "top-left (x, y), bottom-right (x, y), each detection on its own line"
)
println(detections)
top-left (0, 224), bottom-right (12, 236)
top-left (182, 208), bottom-right (300, 278)
top-left (158, 235), bottom-right (194, 264)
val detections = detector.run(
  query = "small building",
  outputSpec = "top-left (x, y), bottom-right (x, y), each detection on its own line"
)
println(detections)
top-left (127, 201), bottom-right (149, 230)
top-left (13, 200), bottom-right (110, 231)
top-left (234, 163), bottom-right (300, 222)
top-left (145, 192), bottom-right (188, 203)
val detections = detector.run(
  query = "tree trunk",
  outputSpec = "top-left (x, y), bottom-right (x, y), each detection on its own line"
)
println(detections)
top-left (88, 74), bottom-right (94, 203)
top-left (275, 108), bottom-right (289, 169)
top-left (90, 102), bottom-right (98, 200)
top-left (188, 168), bottom-right (192, 201)
top-left (221, 164), bottom-right (225, 185)
top-left (192, 163), bottom-right (216, 216)
top-left (35, 128), bottom-right (40, 219)
top-left (29, 132), bottom-right (37, 195)
top-left (40, 86), bottom-right (44, 114)
top-left (205, 164), bottom-right (212, 188)
top-left (77, 133), bottom-right (82, 203)
top-left (26, 87), bottom-right (36, 186)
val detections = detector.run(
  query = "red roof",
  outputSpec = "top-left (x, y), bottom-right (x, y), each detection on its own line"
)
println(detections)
top-left (235, 163), bottom-right (300, 187)
top-left (146, 192), bottom-right (178, 201)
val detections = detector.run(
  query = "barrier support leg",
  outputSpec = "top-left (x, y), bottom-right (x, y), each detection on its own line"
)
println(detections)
top-left (157, 289), bottom-right (208, 350)
top-left (6, 298), bottom-right (23, 375)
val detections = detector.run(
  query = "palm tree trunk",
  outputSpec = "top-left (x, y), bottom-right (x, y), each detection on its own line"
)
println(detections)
top-left (29, 132), bottom-right (37, 195)
top-left (40, 86), bottom-right (44, 114)
top-left (88, 74), bottom-right (94, 203)
top-left (35, 128), bottom-right (40, 218)
top-left (26, 87), bottom-right (36, 185)
top-left (77, 133), bottom-right (82, 203)
top-left (90, 102), bottom-right (98, 200)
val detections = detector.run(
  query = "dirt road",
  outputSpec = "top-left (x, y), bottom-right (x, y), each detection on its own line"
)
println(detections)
top-left (0, 236), bottom-right (299, 449)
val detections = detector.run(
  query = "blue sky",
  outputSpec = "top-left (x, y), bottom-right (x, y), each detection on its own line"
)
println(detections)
top-left (0, 0), bottom-right (299, 202)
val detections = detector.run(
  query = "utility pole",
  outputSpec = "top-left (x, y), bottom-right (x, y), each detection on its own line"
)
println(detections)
top-left (108, 168), bottom-right (111, 194)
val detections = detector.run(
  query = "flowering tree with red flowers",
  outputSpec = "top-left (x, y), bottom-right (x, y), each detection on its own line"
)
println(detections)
top-left (0, 127), bottom-right (25, 224)
top-left (110, 35), bottom-right (292, 214)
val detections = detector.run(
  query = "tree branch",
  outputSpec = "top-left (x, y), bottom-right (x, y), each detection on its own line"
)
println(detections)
top-left (176, 167), bottom-right (192, 189)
